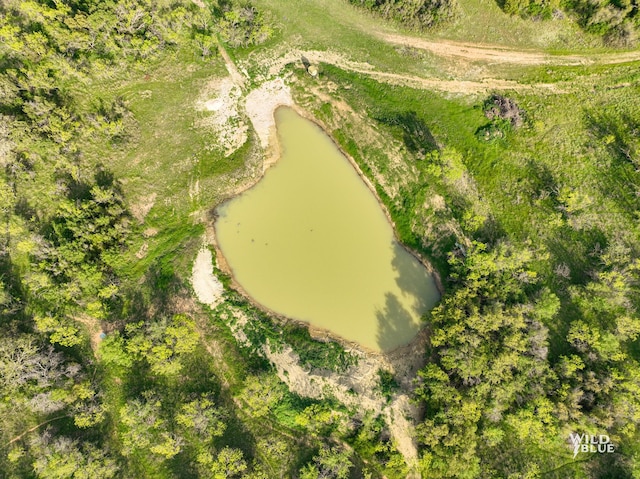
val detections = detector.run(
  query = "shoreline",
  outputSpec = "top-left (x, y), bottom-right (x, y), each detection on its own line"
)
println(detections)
top-left (205, 80), bottom-right (443, 361)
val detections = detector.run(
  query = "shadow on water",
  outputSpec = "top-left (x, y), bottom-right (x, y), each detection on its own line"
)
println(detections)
top-left (376, 244), bottom-right (441, 350)
top-left (391, 243), bottom-right (436, 312)
top-left (376, 292), bottom-right (416, 351)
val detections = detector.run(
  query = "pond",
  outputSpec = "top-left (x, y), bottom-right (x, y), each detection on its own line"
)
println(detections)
top-left (214, 107), bottom-right (440, 352)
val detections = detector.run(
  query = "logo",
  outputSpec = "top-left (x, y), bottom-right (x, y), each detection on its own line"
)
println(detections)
top-left (569, 433), bottom-right (615, 458)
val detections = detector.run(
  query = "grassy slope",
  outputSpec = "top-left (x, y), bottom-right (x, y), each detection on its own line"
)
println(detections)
top-left (75, 46), bottom-right (251, 284)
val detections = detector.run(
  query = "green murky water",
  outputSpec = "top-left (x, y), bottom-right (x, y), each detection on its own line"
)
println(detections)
top-left (214, 107), bottom-right (440, 352)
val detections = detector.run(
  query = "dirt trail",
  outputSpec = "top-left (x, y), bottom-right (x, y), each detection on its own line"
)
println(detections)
top-left (358, 68), bottom-right (560, 93)
top-left (382, 33), bottom-right (640, 66)
top-left (218, 43), bottom-right (248, 89)
top-left (74, 314), bottom-right (104, 355)
top-left (248, 47), bottom-right (560, 94)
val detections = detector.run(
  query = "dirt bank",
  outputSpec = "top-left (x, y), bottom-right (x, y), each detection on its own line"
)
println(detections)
top-left (191, 245), bottom-right (224, 308)
top-left (244, 78), bottom-right (294, 164)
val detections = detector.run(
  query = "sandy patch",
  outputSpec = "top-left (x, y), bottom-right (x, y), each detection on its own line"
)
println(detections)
top-left (0, 119), bottom-right (14, 167)
top-left (74, 314), bottom-right (104, 357)
top-left (363, 70), bottom-right (561, 94)
top-left (382, 34), bottom-right (587, 66)
top-left (248, 47), bottom-right (374, 81)
top-left (196, 77), bottom-right (248, 157)
top-left (247, 46), bottom-right (562, 95)
top-left (135, 242), bottom-right (148, 259)
top-left (131, 192), bottom-right (156, 223)
top-left (189, 179), bottom-right (200, 201)
top-left (244, 78), bottom-right (294, 153)
top-left (191, 246), bottom-right (224, 308)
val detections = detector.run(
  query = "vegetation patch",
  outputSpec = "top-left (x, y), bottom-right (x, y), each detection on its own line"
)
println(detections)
top-left (347, 0), bottom-right (458, 29)
top-left (295, 61), bottom-right (640, 477)
top-left (282, 323), bottom-right (359, 373)
top-left (217, 1), bottom-right (275, 48)
top-left (500, 0), bottom-right (640, 45)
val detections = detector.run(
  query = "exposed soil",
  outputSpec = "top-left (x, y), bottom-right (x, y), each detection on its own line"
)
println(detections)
top-left (224, 302), bottom-right (424, 474)
top-left (74, 314), bottom-right (104, 356)
top-left (244, 78), bottom-right (294, 155)
top-left (131, 192), bottom-right (157, 223)
top-left (195, 77), bottom-right (248, 157)
top-left (363, 69), bottom-right (562, 93)
top-left (246, 47), bottom-right (560, 94)
top-left (191, 246), bottom-right (224, 309)
top-left (381, 33), bottom-right (640, 66)
top-left (218, 43), bottom-right (248, 90)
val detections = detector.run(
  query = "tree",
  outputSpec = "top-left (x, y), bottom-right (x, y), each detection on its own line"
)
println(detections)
top-left (238, 374), bottom-right (285, 418)
top-left (217, 3), bottom-right (273, 48)
top-left (198, 447), bottom-right (247, 478)
top-left (415, 242), bottom-right (554, 477)
top-left (119, 395), bottom-right (180, 459)
top-left (299, 445), bottom-right (352, 479)
top-left (176, 396), bottom-right (226, 442)
top-left (107, 314), bottom-right (200, 377)
top-left (348, 0), bottom-right (457, 29)
top-left (31, 436), bottom-right (119, 479)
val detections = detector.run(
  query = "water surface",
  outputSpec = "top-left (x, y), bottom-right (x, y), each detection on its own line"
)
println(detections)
top-left (215, 107), bottom-right (439, 351)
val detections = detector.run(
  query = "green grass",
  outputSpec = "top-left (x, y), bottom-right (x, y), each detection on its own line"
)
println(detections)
top-left (243, 0), bottom-right (640, 104)
top-left (17, 1), bottom-right (637, 475)
top-left (71, 47), bottom-right (257, 287)
top-left (250, 0), bottom-right (608, 70)
top-left (281, 323), bottom-right (359, 373)
top-left (434, 0), bottom-right (599, 48)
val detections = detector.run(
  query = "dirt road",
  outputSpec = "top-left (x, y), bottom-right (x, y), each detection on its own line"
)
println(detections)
top-left (382, 33), bottom-right (640, 66)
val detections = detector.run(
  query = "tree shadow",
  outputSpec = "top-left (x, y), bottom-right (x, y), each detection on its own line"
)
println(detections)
top-left (0, 252), bottom-right (28, 327)
top-left (376, 244), bottom-right (442, 350)
top-left (13, 196), bottom-right (36, 221)
top-left (94, 166), bottom-right (121, 192)
top-left (52, 166), bottom-right (125, 203)
top-left (374, 111), bottom-right (439, 158)
top-left (524, 159), bottom-right (560, 206)
top-left (474, 213), bottom-right (507, 247)
top-left (65, 177), bottom-right (93, 201)
top-left (585, 110), bottom-right (640, 212)
top-left (376, 291), bottom-right (417, 351)
top-left (546, 225), bottom-right (608, 286)
top-left (392, 244), bottom-right (440, 312)
top-left (110, 258), bottom-right (186, 326)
